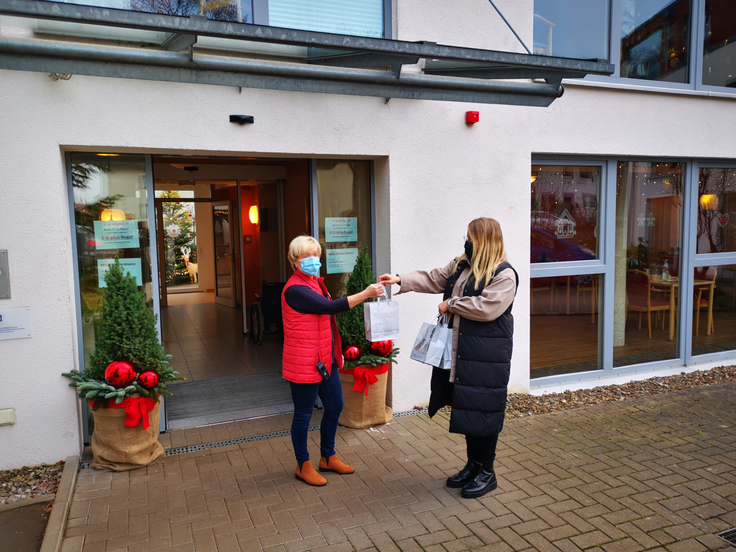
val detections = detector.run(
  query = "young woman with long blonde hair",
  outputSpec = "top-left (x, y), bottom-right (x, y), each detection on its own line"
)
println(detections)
top-left (380, 217), bottom-right (518, 499)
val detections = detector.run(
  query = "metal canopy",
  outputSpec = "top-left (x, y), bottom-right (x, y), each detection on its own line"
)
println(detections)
top-left (0, 0), bottom-right (615, 105)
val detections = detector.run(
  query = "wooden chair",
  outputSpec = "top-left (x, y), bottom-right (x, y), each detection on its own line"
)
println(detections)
top-left (575, 274), bottom-right (599, 324)
top-left (626, 270), bottom-right (670, 339)
top-left (694, 267), bottom-right (717, 336)
top-left (531, 278), bottom-right (553, 314)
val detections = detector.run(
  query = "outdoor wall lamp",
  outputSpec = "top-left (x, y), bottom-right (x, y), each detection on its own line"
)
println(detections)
top-left (249, 204), bottom-right (259, 225)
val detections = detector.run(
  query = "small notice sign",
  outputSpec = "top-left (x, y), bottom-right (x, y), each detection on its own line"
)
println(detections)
top-left (326, 248), bottom-right (359, 274)
top-left (98, 258), bottom-right (143, 288)
top-left (0, 307), bottom-right (32, 340)
top-left (93, 220), bottom-right (140, 250)
top-left (325, 217), bottom-right (358, 243)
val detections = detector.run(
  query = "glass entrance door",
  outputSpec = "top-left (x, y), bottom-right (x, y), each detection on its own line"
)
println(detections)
top-left (213, 200), bottom-right (237, 307)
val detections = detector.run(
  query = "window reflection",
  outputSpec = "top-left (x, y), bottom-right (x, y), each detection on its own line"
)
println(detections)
top-left (614, 161), bottom-right (683, 367)
top-left (697, 167), bottom-right (736, 253)
top-left (621, 0), bottom-right (690, 82)
top-left (692, 264), bottom-right (736, 356)
top-left (702, 0), bottom-right (736, 87)
top-left (71, 153), bottom-right (151, 366)
top-left (533, 0), bottom-right (610, 60)
top-left (316, 161), bottom-right (373, 299)
top-left (531, 273), bottom-right (602, 378)
top-left (531, 166), bottom-right (600, 263)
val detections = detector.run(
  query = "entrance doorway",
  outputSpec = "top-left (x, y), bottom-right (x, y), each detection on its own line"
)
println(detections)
top-left (67, 151), bottom-right (376, 436)
top-left (152, 158), bottom-right (311, 428)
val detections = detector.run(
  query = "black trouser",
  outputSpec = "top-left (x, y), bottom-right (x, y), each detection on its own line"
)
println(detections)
top-left (466, 434), bottom-right (499, 468)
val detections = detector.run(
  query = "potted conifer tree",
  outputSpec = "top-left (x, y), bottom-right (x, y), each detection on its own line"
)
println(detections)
top-left (336, 248), bottom-right (397, 428)
top-left (63, 258), bottom-right (182, 471)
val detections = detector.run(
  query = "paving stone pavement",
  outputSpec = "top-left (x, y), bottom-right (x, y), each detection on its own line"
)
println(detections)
top-left (62, 382), bottom-right (736, 552)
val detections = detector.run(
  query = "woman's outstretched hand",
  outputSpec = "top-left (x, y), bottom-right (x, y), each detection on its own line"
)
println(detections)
top-left (379, 273), bottom-right (400, 286)
top-left (348, 283), bottom-right (385, 308)
top-left (364, 283), bottom-right (385, 298)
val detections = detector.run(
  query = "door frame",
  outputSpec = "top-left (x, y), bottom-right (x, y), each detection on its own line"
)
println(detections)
top-left (212, 199), bottom-right (238, 307)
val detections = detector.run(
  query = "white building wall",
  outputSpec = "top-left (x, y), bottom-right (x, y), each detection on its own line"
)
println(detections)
top-left (1, 0), bottom-right (734, 468)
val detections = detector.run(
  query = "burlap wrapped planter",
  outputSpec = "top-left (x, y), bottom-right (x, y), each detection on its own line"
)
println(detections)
top-left (338, 367), bottom-right (393, 429)
top-left (90, 402), bottom-right (164, 471)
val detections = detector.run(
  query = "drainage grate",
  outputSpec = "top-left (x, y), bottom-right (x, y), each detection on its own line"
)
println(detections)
top-left (162, 408), bottom-right (429, 457)
top-left (394, 408), bottom-right (428, 418)
top-left (164, 425), bottom-right (320, 456)
top-left (717, 528), bottom-right (736, 547)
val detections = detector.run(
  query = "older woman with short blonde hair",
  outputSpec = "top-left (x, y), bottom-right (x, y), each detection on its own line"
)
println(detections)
top-left (281, 235), bottom-right (384, 487)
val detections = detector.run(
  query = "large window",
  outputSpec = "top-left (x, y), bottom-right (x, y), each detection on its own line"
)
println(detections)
top-left (70, 153), bottom-right (154, 367)
top-left (620, 0), bottom-right (690, 82)
top-left (702, 0), bottom-right (736, 87)
top-left (532, 158), bottom-right (736, 385)
top-left (614, 161), bottom-right (684, 367)
top-left (315, 161), bottom-right (373, 299)
top-left (535, 0), bottom-right (736, 92)
top-left (692, 264), bottom-right (736, 356)
top-left (697, 167), bottom-right (736, 253)
top-left (42, 0), bottom-right (387, 37)
top-left (533, 0), bottom-right (610, 59)
top-left (531, 166), bottom-right (600, 263)
top-left (530, 164), bottom-right (603, 378)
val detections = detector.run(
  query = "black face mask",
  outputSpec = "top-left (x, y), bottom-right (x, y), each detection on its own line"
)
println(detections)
top-left (464, 240), bottom-right (474, 259)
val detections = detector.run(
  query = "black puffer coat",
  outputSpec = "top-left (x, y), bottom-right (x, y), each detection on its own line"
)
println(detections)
top-left (428, 261), bottom-right (518, 437)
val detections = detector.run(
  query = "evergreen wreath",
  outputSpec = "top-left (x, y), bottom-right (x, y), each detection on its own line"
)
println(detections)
top-left (63, 257), bottom-right (183, 407)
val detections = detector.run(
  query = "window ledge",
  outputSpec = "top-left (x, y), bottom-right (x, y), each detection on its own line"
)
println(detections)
top-left (563, 78), bottom-right (736, 100)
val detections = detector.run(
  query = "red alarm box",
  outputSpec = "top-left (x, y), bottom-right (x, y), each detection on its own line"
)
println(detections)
top-left (466, 111), bottom-right (480, 124)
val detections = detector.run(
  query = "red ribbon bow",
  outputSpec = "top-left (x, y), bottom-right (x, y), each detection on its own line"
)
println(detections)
top-left (349, 364), bottom-right (389, 396)
top-left (107, 397), bottom-right (158, 429)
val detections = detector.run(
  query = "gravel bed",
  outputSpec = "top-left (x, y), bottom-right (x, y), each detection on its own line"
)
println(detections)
top-left (506, 365), bottom-right (736, 418)
top-left (0, 460), bottom-right (64, 505)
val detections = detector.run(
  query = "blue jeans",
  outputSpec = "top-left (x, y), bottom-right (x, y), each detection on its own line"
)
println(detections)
top-left (289, 364), bottom-right (343, 463)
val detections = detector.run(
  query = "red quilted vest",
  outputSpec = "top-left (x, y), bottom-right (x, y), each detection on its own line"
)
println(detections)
top-left (281, 272), bottom-right (344, 384)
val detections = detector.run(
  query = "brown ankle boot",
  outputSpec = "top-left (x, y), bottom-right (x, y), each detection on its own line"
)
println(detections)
top-left (295, 461), bottom-right (327, 487)
top-left (319, 454), bottom-right (355, 474)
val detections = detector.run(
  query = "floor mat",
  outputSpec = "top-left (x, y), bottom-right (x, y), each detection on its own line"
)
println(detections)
top-left (165, 372), bottom-right (292, 429)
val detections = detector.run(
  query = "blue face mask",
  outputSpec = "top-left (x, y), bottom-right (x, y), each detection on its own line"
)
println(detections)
top-left (300, 256), bottom-right (321, 276)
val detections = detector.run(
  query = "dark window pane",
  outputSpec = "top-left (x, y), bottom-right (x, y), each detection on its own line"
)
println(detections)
top-left (692, 264), bottom-right (736, 355)
top-left (533, 0), bottom-right (610, 59)
top-left (531, 274), bottom-right (602, 378)
top-left (697, 167), bottom-right (736, 253)
top-left (316, 161), bottom-right (373, 299)
top-left (620, 0), bottom-right (690, 82)
top-left (531, 166), bottom-right (600, 263)
top-left (71, 153), bottom-right (152, 367)
top-left (703, 0), bottom-right (736, 87)
top-left (614, 161), bottom-right (684, 367)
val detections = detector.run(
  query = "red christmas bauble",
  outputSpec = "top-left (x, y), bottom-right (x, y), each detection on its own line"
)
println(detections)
top-left (371, 340), bottom-right (393, 357)
top-left (344, 346), bottom-right (361, 360)
top-left (138, 371), bottom-right (160, 390)
top-left (105, 361), bottom-right (137, 388)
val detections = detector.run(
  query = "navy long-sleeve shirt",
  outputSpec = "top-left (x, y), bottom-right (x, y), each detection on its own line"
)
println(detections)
top-left (284, 284), bottom-right (350, 369)
top-left (284, 285), bottom-right (350, 315)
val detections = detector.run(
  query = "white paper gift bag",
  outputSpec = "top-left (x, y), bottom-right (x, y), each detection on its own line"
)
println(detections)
top-left (410, 316), bottom-right (453, 368)
top-left (364, 295), bottom-right (400, 342)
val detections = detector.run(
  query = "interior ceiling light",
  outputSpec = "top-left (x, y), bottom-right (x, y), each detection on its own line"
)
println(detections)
top-left (171, 164), bottom-right (199, 171)
top-left (97, 153), bottom-right (119, 157)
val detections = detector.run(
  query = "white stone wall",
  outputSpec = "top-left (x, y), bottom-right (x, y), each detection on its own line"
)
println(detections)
top-left (1, 0), bottom-right (735, 468)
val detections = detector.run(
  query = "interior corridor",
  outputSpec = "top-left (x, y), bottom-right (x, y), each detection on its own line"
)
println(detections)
top-left (161, 293), bottom-right (283, 384)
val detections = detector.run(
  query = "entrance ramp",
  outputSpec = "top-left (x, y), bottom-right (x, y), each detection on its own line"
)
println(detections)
top-left (165, 372), bottom-right (292, 430)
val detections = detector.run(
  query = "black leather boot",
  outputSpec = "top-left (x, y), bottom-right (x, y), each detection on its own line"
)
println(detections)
top-left (446, 461), bottom-right (481, 488)
top-left (461, 466), bottom-right (497, 498)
